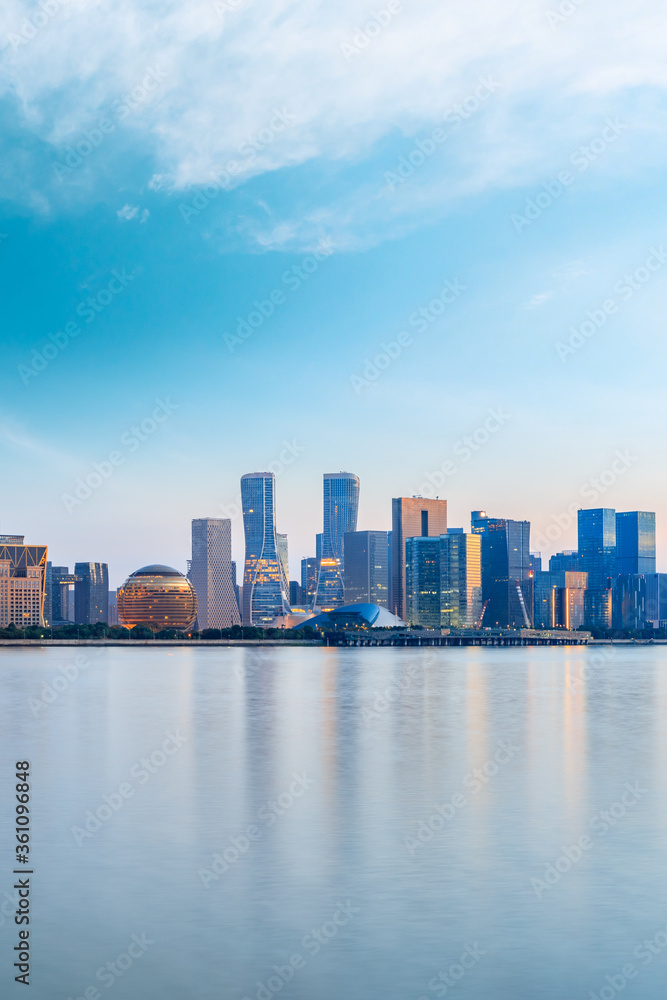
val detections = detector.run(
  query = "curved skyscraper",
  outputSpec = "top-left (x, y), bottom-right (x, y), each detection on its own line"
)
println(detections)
top-left (241, 473), bottom-right (290, 625)
top-left (314, 472), bottom-right (360, 610)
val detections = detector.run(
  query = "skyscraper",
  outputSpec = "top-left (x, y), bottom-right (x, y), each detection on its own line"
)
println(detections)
top-left (440, 532), bottom-right (482, 627)
top-left (74, 563), bottom-right (109, 623)
top-left (578, 508), bottom-right (616, 589)
top-left (277, 533), bottom-right (289, 589)
top-left (241, 473), bottom-right (290, 625)
top-left (0, 535), bottom-right (47, 628)
top-left (314, 472), bottom-right (360, 610)
top-left (549, 551), bottom-right (580, 573)
top-left (615, 511), bottom-right (656, 576)
top-left (190, 518), bottom-right (240, 630)
top-left (471, 512), bottom-right (532, 627)
top-left (343, 530), bottom-right (390, 607)
top-left (391, 497), bottom-right (448, 621)
top-left (405, 536), bottom-right (441, 628)
top-left (301, 557), bottom-right (318, 606)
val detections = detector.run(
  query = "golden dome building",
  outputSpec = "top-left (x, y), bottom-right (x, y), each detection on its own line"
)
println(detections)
top-left (117, 565), bottom-right (197, 632)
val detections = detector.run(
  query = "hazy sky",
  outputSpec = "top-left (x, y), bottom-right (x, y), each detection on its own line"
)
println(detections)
top-left (2, 0), bottom-right (667, 587)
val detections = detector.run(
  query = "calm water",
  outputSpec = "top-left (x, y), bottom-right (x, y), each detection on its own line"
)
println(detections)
top-left (1, 644), bottom-right (666, 999)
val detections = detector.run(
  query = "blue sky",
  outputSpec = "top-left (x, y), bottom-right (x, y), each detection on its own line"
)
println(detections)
top-left (2, 0), bottom-right (667, 587)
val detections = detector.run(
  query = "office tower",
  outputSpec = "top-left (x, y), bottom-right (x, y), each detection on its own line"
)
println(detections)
top-left (440, 533), bottom-right (482, 627)
top-left (314, 472), bottom-right (360, 610)
top-left (578, 509), bottom-right (615, 628)
top-left (289, 580), bottom-right (302, 606)
top-left (529, 553), bottom-right (542, 575)
top-left (615, 511), bottom-right (656, 576)
top-left (231, 561), bottom-right (241, 615)
top-left (558, 571), bottom-right (587, 630)
top-left (387, 531), bottom-right (393, 612)
top-left (47, 565), bottom-right (73, 623)
top-left (534, 572), bottom-right (558, 629)
top-left (74, 563), bottom-right (109, 623)
top-left (277, 533), bottom-right (289, 588)
top-left (549, 551), bottom-right (579, 573)
top-left (392, 497), bottom-right (448, 620)
top-left (578, 509), bottom-right (616, 589)
top-left (316, 533), bottom-right (323, 566)
top-left (471, 512), bottom-right (532, 627)
top-left (44, 562), bottom-right (53, 624)
top-left (612, 575), bottom-right (647, 630)
top-left (301, 558), bottom-right (318, 606)
top-left (645, 574), bottom-right (667, 626)
top-left (241, 473), bottom-right (290, 625)
top-left (108, 591), bottom-right (118, 626)
top-left (190, 518), bottom-right (240, 630)
top-left (343, 530), bottom-right (390, 607)
top-left (405, 536), bottom-right (441, 628)
top-left (0, 535), bottom-right (48, 628)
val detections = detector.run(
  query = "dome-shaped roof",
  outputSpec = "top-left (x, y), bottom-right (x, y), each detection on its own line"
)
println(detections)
top-left (131, 564), bottom-right (183, 577)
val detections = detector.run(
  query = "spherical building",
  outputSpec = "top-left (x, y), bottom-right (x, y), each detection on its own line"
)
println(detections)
top-left (117, 565), bottom-right (197, 631)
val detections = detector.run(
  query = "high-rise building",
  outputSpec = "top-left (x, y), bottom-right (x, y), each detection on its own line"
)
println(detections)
top-left (578, 509), bottom-right (616, 628)
top-left (277, 533), bottom-right (289, 589)
top-left (74, 563), bottom-right (109, 623)
top-left (343, 530), bottom-right (390, 607)
top-left (391, 498), bottom-right (447, 621)
top-left (578, 509), bottom-right (616, 589)
top-left (241, 473), bottom-right (290, 625)
top-left (533, 572), bottom-right (558, 629)
top-left (549, 551), bottom-right (579, 573)
top-left (190, 518), bottom-right (240, 630)
top-left (558, 571), bottom-right (587, 630)
top-left (615, 511), bottom-right (656, 576)
top-left (46, 565), bottom-right (75, 623)
top-left (405, 536), bottom-right (441, 628)
top-left (314, 472), bottom-right (360, 610)
top-left (612, 575), bottom-right (647, 630)
top-left (529, 553), bottom-right (542, 575)
top-left (645, 574), bottom-right (667, 627)
top-left (301, 557), bottom-right (318, 606)
top-left (0, 536), bottom-right (48, 628)
top-left (440, 533), bottom-right (482, 627)
top-left (108, 590), bottom-right (118, 626)
top-left (471, 512), bottom-right (532, 627)
top-left (289, 580), bottom-right (302, 606)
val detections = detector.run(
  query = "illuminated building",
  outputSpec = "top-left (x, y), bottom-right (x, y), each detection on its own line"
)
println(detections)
top-left (578, 508), bottom-right (616, 628)
top-left (405, 536), bottom-right (441, 627)
top-left (74, 562), bottom-right (109, 623)
top-left (190, 518), bottom-right (240, 629)
top-left (117, 565), bottom-right (197, 631)
top-left (241, 472), bottom-right (290, 625)
top-left (314, 473), bottom-right (360, 610)
top-left (0, 535), bottom-right (48, 628)
top-left (391, 497), bottom-right (448, 620)
top-left (301, 557), bottom-right (318, 606)
top-left (277, 533), bottom-right (289, 587)
top-left (471, 511), bottom-right (532, 627)
top-left (343, 530), bottom-right (390, 608)
top-left (440, 532), bottom-right (482, 627)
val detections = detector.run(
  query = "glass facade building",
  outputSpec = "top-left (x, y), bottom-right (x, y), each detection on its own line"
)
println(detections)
top-left (471, 512), bottom-right (532, 627)
top-left (241, 472), bottom-right (290, 625)
top-left (578, 509), bottom-right (616, 589)
top-left (645, 573), bottom-right (667, 626)
top-left (440, 533), bottom-right (482, 627)
top-left (391, 498), bottom-right (448, 621)
top-left (117, 565), bottom-right (197, 631)
top-left (549, 551), bottom-right (580, 573)
top-left (405, 537), bottom-right (441, 628)
top-left (74, 562), bottom-right (109, 624)
top-left (314, 473), bottom-right (360, 610)
top-left (343, 530), bottom-right (390, 608)
top-left (615, 511), bottom-right (656, 576)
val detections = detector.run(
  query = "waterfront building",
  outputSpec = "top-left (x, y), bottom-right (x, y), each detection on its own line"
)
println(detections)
top-left (277, 533), bottom-right (289, 589)
top-left (391, 497), bottom-right (447, 621)
top-left (615, 511), bottom-right (656, 576)
top-left (108, 590), bottom-right (118, 626)
top-left (440, 533), bottom-right (482, 627)
top-left (74, 562), bottom-right (109, 623)
top-left (471, 512), bottom-right (532, 628)
top-left (645, 574), bottom-right (667, 626)
top-left (190, 518), bottom-right (240, 630)
top-left (558, 571), bottom-right (587, 630)
top-left (612, 575), bottom-right (647, 630)
top-left (343, 530), bottom-right (390, 608)
top-left (117, 565), bottom-right (197, 631)
top-left (583, 587), bottom-right (612, 629)
top-left (405, 536), bottom-right (441, 628)
top-left (578, 509), bottom-right (616, 628)
top-left (241, 472), bottom-right (290, 625)
top-left (534, 572), bottom-right (558, 629)
top-left (289, 580), bottom-right (302, 606)
top-left (300, 557), bottom-right (318, 606)
top-left (314, 473), bottom-right (360, 610)
top-left (0, 535), bottom-right (48, 628)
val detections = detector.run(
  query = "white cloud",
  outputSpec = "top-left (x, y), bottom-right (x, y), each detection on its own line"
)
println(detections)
top-left (116, 204), bottom-right (149, 222)
top-left (1, 0), bottom-right (667, 245)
